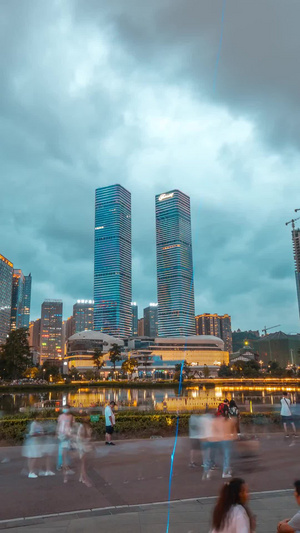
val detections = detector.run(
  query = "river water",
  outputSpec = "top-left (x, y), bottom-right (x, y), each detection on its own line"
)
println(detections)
top-left (1, 384), bottom-right (300, 415)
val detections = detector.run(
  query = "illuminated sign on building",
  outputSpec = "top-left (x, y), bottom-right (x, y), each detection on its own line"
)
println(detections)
top-left (158, 192), bottom-right (174, 202)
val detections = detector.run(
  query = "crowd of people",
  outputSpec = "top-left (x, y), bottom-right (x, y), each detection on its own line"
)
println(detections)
top-left (22, 401), bottom-right (116, 486)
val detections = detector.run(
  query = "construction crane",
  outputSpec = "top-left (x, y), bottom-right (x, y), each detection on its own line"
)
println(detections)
top-left (286, 216), bottom-right (300, 230)
top-left (262, 325), bottom-right (281, 336)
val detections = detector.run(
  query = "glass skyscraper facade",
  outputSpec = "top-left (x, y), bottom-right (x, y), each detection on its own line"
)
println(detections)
top-left (40, 300), bottom-right (63, 361)
top-left (0, 254), bottom-right (13, 345)
top-left (94, 184), bottom-right (131, 338)
top-left (11, 269), bottom-right (25, 330)
top-left (131, 302), bottom-right (138, 336)
top-left (73, 300), bottom-right (94, 332)
top-left (155, 190), bottom-right (196, 337)
top-left (11, 270), bottom-right (32, 330)
top-left (21, 274), bottom-right (32, 328)
top-left (144, 303), bottom-right (158, 337)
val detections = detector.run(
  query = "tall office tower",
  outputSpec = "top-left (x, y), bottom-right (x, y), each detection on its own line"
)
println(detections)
top-left (195, 313), bottom-right (221, 337)
top-left (73, 300), bottom-right (94, 333)
top-left (40, 300), bottom-right (63, 362)
top-left (131, 302), bottom-right (138, 336)
top-left (144, 303), bottom-right (158, 337)
top-left (21, 274), bottom-right (32, 328)
top-left (195, 313), bottom-right (232, 354)
top-left (0, 254), bottom-right (13, 345)
top-left (155, 190), bottom-right (196, 337)
top-left (138, 318), bottom-right (145, 336)
top-left (94, 184), bottom-right (132, 338)
top-left (292, 227), bottom-right (300, 319)
top-left (10, 269), bottom-right (25, 330)
top-left (29, 319), bottom-right (41, 352)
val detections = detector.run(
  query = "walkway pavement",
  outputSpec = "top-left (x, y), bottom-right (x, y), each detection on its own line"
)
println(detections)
top-left (1, 434), bottom-right (300, 530)
top-left (0, 491), bottom-right (297, 533)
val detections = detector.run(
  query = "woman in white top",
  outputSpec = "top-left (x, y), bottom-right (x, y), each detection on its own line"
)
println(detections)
top-left (210, 478), bottom-right (255, 533)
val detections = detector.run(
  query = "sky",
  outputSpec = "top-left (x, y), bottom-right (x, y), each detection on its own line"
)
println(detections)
top-left (1, 0), bottom-right (300, 333)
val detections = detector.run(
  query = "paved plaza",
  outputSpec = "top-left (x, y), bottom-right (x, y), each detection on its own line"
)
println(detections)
top-left (1, 434), bottom-right (300, 531)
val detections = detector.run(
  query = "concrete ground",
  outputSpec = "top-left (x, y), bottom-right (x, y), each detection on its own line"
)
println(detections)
top-left (1, 434), bottom-right (300, 531)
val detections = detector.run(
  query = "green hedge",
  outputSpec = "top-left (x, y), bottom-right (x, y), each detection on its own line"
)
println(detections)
top-left (0, 412), bottom-right (286, 444)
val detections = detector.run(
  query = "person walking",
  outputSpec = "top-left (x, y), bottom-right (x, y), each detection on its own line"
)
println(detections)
top-left (280, 392), bottom-right (297, 439)
top-left (77, 414), bottom-right (93, 487)
top-left (56, 405), bottom-right (74, 479)
top-left (105, 401), bottom-right (116, 445)
top-left (210, 477), bottom-right (255, 533)
top-left (22, 416), bottom-right (44, 478)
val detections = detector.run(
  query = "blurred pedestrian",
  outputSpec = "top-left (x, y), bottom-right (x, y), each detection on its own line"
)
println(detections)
top-left (188, 414), bottom-right (202, 467)
top-left (211, 477), bottom-right (255, 532)
top-left (40, 419), bottom-right (56, 476)
top-left (22, 416), bottom-right (44, 478)
top-left (56, 405), bottom-right (74, 480)
top-left (77, 414), bottom-right (93, 487)
top-left (105, 401), bottom-right (116, 445)
top-left (216, 399), bottom-right (230, 418)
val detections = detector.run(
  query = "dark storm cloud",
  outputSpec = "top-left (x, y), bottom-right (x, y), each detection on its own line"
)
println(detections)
top-left (0, 0), bottom-right (299, 332)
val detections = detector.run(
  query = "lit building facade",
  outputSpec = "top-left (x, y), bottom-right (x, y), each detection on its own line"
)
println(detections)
top-left (62, 316), bottom-right (75, 355)
top-left (29, 319), bottom-right (41, 352)
top-left (10, 269), bottom-right (25, 330)
top-left (155, 190), bottom-right (195, 337)
top-left (21, 274), bottom-right (32, 328)
top-left (94, 184), bottom-right (131, 338)
top-left (195, 313), bottom-right (232, 354)
top-left (73, 300), bottom-right (94, 333)
top-left (40, 300), bottom-right (63, 362)
top-left (0, 254), bottom-right (13, 345)
top-left (144, 303), bottom-right (158, 337)
top-left (131, 302), bottom-right (138, 336)
top-left (11, 270), bottom-right (32, 330)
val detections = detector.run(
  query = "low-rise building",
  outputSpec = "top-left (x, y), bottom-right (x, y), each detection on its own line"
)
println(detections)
top-left (65, 330), bottom-right (124, 370)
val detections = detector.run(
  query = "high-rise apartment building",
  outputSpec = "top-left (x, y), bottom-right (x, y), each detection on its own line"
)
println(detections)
top-left (195, 313), bottom-right (232, 353)
top-left (195, 313), bottom-right (221, 337)
top-left (155, 190), bottom-right (196, 337)
top-left (94, 184), bottom-right (131, 338)
top-left (131, 302), bottom-right (138, 336)
top-left (62, 316), bottom-right (75, 355)
top-left (21, 274), bottom-right (32, 328)
top-left (29, 319), bottom-right (41, 352)
top-left (292, 227), bottom-right (300, 319)
top-left (73, 300), bottom-right (94, 333)
top-left (0, 254), bottom-right (13, 345)
top-left (40, 300), bottom-right (63, 362)
top-left (144, 303), bottom-right (158, 337)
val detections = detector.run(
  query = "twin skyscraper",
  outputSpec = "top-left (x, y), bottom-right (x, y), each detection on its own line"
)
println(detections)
top-left (94, 185), bottom-right (196, 338)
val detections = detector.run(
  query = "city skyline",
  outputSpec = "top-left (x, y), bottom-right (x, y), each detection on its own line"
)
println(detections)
top-left (1, 2), bottom-right (300, 334)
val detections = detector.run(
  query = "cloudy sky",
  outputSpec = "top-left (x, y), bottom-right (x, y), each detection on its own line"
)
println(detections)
top-left (1, 0), bottom-right (300, 333)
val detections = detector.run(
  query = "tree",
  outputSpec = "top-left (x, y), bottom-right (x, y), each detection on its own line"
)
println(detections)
top-left (175, 360), bottom-right (191, 379)
top-left (41, 361), bottom-right (60, 381)
top-left (109, 343), bottom-right (122, 376)
top-left (23, 367), bottom-right (39, 379)
top-left (0, 328), bottom-right (32, 380)
top-left (267, 360), bottom-right (285, 377)
top-left (121, 358), bottom-right (138, 379)
top-left (92, 348), bottom-right (104, 377)
top-left (218, 364), bottom-right (233, 378)
top-left (84, 369), bottom-right (97, 381)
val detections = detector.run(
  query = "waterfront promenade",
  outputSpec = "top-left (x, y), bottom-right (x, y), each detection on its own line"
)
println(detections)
top-left (1, 434), bottom-right (300, 531)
